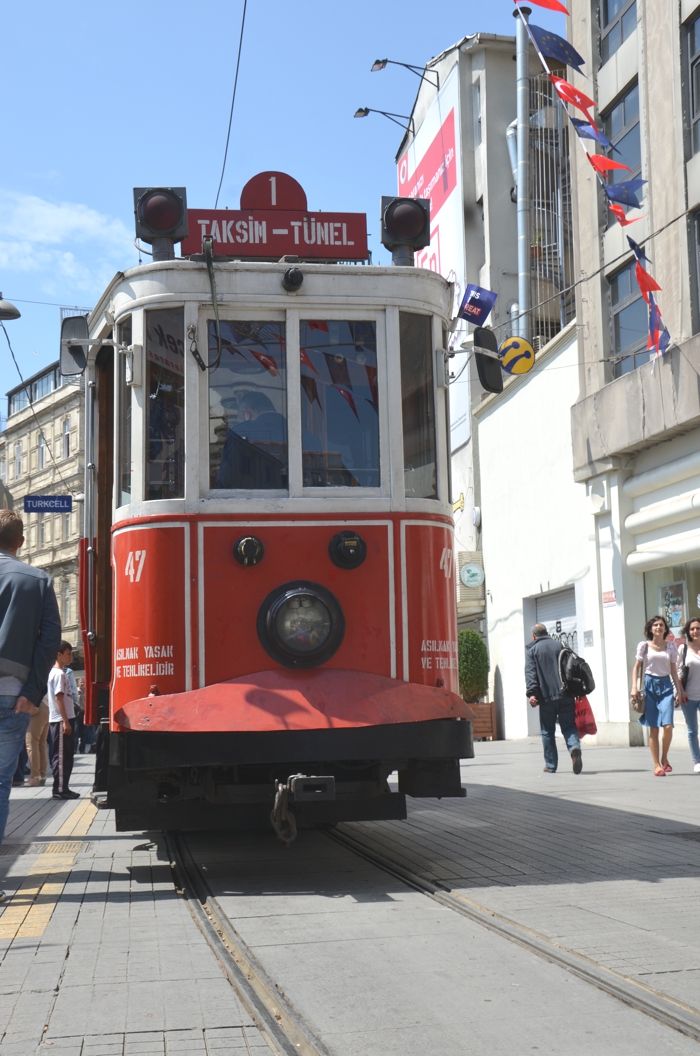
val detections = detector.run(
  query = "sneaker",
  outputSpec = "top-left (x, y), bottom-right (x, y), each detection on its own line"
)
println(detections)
top-left (52, 791), bottom-right (80, 800)
top-left (571, 748), bottom-right (583, 774)
top-left (694, 763), bottom-right (700, 773)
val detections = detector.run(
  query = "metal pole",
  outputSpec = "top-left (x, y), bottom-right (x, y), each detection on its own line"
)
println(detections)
top-left (514, 7), bottom-right (531, 342)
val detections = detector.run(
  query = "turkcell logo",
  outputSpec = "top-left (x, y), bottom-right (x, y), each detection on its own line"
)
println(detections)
top-left (24, 495), bottom-right (72, 513)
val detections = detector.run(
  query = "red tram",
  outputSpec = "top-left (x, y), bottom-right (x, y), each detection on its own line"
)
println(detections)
top-left (65, 173), bottom-right (475, 832)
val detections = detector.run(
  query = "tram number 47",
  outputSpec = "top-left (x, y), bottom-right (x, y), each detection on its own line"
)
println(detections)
top-left (125, 550), bottom-right (146, 583)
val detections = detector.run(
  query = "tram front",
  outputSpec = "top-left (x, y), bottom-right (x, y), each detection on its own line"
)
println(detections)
top-left (69, 172), bottom-right (475, 832)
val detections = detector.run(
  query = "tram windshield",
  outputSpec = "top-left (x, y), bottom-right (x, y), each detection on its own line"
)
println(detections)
top-left (145, 308), bottom-right (185, 500)
top-left (300, 320), bottom-right (379, 488)
top-left (209, 321), bottom-right (288, 489)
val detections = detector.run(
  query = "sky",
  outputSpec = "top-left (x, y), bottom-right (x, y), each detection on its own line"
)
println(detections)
top-left (0, 0), bottom-right (563, 405)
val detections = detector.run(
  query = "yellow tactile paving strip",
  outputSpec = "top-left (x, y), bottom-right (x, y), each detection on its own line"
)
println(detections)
top-left (0, 800), bottom-right (97, 941)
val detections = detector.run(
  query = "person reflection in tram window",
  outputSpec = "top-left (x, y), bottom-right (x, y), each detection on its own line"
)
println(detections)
top-left (676, 616), bottom-right (700, 774)
top-left (631, 616), bottom-right (686, 776)
top-left (216, 391), bottom-right (321, 489)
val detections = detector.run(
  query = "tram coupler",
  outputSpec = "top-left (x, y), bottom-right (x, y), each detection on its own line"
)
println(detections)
top-left (289, 774), bottom-right (336, 802)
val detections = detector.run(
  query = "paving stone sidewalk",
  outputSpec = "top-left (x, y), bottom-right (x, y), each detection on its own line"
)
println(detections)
top-left (342, 739), bottom-right (700, 1011)
top-left (0, 756), bottom-right (270, 1055)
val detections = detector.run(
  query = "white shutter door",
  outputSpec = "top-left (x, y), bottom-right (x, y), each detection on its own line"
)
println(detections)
top-left (536, 588), bottom-right (577, 650)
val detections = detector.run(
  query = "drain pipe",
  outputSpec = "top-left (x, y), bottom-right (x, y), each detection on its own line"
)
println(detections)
top-left (513, 7), bottom-right (531, 342)
top-left (506, 118), bottom-right (518, 203)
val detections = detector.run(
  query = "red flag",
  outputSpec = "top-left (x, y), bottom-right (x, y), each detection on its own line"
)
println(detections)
top-left (515, 0), bottom-right (569, 13)
top-left (587, 154), bottom-right (630, 174)
top-left (307, 321), bottom-right (329, 333)
top-left (300, 348), bottom-right (319, 374)
top-left (635, 262), bottom-right (662, 305)
top-left (608, 203), bottom-right (642, 227)
top-left (334, 386), bottom-right (359, 420)
top-left (549, 75), bottom-right (597, 130)
top-left (249, 349), bottom-right (279, 376)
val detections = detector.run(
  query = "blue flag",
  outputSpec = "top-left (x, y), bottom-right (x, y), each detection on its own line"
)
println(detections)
top-left (627, 235), bottom-right (652, 264)
top-left (570, 118), bottom-right (615, 152)
top-left (604, 179), bottom-right (647, 209)
top-left (458, 284), bottom-right (498, 326)
top-left (528, 24), bottom-right (585, 73)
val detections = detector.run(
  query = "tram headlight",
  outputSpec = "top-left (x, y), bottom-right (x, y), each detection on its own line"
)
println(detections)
top-left (257, 582), bottom-right (345, 668)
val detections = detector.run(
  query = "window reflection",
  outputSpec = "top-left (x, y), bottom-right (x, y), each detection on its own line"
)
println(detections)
top-left (300, 320), bottom-right (379, 488)
top-left (145, 308), bottom-right (185, 500)
top-left (209, 321), bottom-right (288, 489)
top-left (400, 313), bottom-right (437, 499)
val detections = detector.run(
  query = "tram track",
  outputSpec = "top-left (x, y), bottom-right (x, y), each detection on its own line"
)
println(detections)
top-left (323, 824), bottom-right (700, 1046)
top-left (166, 831), bottom-right (330, 1056)
top-left (168, 819), bottom-right (700, 1051)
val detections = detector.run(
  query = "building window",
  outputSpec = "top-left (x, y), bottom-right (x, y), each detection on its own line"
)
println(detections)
top-left (8, 389), bottom-right (29, 417)
top-left (0, 461), bottom-right (5, 484)
top-left (39, 513), bottom-right (46, 548)
top-left (38, 434), bottom-right (46, 471)
top-left (14, 442), bottom-right (21, 479)
top-left (610, 259), bottom-right (648, 375)
top-left (689, 15), bottom-right (700, 155)
top-left (62, 419), bottom-right (70, 459)
top-left (601, 0), bottom-right (637, 64)
top-left (603, 82), bottom-right (641, 223)
top-left (473, 80), bottom-right (482, 148)
top-left (64, 512), bottom-right (71, 540)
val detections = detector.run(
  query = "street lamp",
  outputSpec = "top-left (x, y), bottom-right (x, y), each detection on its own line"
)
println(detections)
top-left (370, 58), bottom-right (439, 90)
top-left (0, 294), bottom-right (20, 321)
top-left (354, 107), bottom-right (415, 136)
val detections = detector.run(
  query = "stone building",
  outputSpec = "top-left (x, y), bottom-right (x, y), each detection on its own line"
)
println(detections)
top-left (0, 362), bottom-right (83, 647)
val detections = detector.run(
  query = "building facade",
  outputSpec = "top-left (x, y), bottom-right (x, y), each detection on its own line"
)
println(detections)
top-left (0, 363), bottom-right (84, 648)
top-left (564, 0), bottom-right (700, 743)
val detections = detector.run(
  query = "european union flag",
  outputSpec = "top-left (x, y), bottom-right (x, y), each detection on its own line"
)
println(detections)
top-left (570, 118), bottom-right (615, 152)
top-left (604, 179), bottom-right (647, 209)
top-left (528, 24), bottom-right (585, 73)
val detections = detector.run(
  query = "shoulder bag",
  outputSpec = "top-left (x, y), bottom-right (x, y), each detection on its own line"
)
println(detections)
top-left (677, 643), bottom-right (689, 690)
top-left (630, 641), bottom-right (647, 714)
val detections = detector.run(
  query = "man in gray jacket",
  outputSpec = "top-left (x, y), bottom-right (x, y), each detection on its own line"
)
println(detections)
top-left (525, 623), bottom-right (582, 774)
top-left (0, 510), bottom-right (61, 878)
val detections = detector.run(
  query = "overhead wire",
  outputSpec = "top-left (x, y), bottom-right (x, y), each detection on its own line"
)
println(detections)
top-left (0, 322), bottom-right (79, 497)
top-left (214, 0), bottom-right (248, 209)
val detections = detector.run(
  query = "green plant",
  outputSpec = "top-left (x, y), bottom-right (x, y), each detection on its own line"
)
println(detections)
top-left (458, 629), bottom-right (489, 701)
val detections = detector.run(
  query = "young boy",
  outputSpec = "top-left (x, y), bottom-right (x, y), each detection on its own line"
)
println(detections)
top-left (47, 642), bottom-right (79, 800)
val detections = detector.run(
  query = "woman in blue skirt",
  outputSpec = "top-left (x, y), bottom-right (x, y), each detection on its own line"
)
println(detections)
top-left (631, 616), bottom-right (686, 776)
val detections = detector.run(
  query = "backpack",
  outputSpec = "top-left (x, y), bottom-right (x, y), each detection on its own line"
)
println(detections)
top-left (559, 647), bottom-right (595, 696)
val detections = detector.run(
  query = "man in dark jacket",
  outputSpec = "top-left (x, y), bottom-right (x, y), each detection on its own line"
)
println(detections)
top-left (0, 510), bottom-right (61, 876)
top-left (525, 623), bottom-right (582, 774)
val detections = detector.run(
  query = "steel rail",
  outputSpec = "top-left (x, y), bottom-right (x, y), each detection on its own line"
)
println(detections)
top-left (166, 832), bottom-right (330, 1056)
top-left (323, 825), bottom-right (700, 1045)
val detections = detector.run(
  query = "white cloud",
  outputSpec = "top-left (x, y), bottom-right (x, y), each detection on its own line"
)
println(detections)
top-left (0, 190), bottom-right (134, 296)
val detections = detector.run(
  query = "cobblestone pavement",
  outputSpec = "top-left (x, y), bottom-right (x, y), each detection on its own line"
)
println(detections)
top-left (0, 756), bottom-right (270, 1056)
top-left (343, 738), bottom-right (700, 1011)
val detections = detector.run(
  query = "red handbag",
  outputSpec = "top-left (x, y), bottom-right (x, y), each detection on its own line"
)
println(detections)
top-left (575, 695), bottom-right (597, 737)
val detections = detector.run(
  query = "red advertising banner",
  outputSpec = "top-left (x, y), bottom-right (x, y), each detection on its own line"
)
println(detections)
top-left (181, 209), bottom-right (368, 260)
top-left (397, 108), bottom-right (457, 218)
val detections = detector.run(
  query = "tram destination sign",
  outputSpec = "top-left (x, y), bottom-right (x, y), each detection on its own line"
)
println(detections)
top-left (180, 170), bottom-right (369, 262)
top-left (24, 495), bottom-right (72, 513)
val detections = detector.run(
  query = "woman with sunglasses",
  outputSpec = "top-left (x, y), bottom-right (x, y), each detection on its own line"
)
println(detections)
top-left (677, 617), bottom-right (700, 773)
top-left (631, 616), bottom-right (686, 776)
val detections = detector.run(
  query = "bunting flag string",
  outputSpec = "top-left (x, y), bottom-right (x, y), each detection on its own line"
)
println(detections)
top-left (512, 3), bottom-right (672, 358)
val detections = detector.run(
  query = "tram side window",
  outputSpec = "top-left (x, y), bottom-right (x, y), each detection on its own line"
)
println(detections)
top-left (300, 320), bottom-right (379, 488)
top-left (209, 321), bottom-right (288, 489)
top-left (117, 315), bottom-right (132, 506)
top-left (400, 313), bottom-right (437, 499)
top-left (145, 308), bottom-right (185, 500)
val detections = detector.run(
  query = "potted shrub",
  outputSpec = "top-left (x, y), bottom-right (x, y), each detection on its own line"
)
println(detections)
top-left (458, 630), bottom-right (495, 739)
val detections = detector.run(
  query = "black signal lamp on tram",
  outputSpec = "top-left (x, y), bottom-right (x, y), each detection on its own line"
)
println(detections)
top-left (133, 187), bottom-right (188, 262)
top-left (380, 196), bottom-right (430, 266)
top-left (473, 327), bottom-right (504, 395)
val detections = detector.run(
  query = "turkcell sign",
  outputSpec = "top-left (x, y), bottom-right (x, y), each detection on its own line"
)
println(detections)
top-left (24, 495), bottom-right (72, 513)
top-left (182, 210), bottom-right (368, 261)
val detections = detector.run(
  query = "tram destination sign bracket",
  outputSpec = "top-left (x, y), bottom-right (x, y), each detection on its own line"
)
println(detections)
top-left (24, 495), bottom-right (72, 513)
top-left (182, 209), bottom-right (369, 261)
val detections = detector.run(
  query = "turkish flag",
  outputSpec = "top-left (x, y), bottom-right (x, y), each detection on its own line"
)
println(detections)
top-left (249, 349), bottom-right (279, 376)
top-left (334, 386), bottom-right (360, 420)
top-left (609, 203), bottom-right (642, 227)
top-left (307, 321), bottom-right (329, 333)
top-left (300, 348), bottom-right (319, 375)
top-left (515, 0), bottom-right (569, 14)
top-left (587, 154), bottom-right (630, 174)
top-left (549, 75), bottom-right (597, 130)
top-left (635, 262), bottom-right (662, 305)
